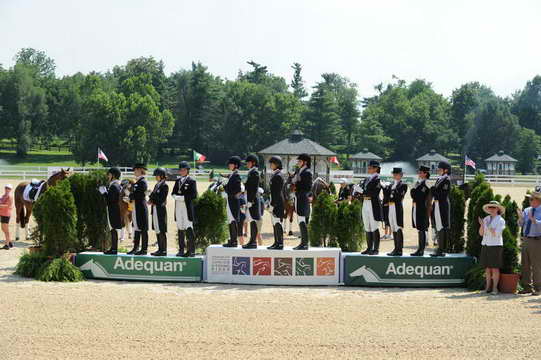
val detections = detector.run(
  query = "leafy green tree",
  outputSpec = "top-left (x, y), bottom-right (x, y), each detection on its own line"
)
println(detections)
top-left (512, 75), bottom-right (541, 134)
top-left (465, 98), bottom-right (521, 162)
top-left (14, 48), bottom-right (56, 79)
top-left (1, 65), bottom-right (48, 156)
top-left (450, 82), bottom-right (495, 150)
top-left (359, 79), bottom-right (455, 160)
top-left (515, 127), bottom-right (540, 174)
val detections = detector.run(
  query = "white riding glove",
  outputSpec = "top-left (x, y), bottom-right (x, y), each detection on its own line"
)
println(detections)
top-left (98, 186), bottom-right (107, 194)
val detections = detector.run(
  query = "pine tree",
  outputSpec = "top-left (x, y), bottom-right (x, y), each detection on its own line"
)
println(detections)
top-left (290, 62), bottom-right (307, 99)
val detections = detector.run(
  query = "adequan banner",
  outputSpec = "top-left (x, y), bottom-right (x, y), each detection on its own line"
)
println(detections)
top-left (206, 245), bottom-right (341, 285)
top-left (75, 252), bottom-right (202, 282)
top-left (344, 253), bottom-right (475, 287)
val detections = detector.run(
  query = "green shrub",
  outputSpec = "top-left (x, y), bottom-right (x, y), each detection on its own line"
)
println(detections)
top-left (194, 190), bottom-right (227, 250)
top-left (33, 180), bottom-right (78, 257)
top-left (333, 200), bottom-right (364, 252)
top-left (502, 195), bottom-right (520, 239)
top-left (15, 251), bottom-right (49, 278)
top-left (466, 183), bottom-right (493, 258)
top-left (448, 185), bottom-right (465, 253)
top-left (309, 192), bottom-right (337, 247)
top-left (464, 264), bottom-right (486, 291)
top-left (68, 171), bottom-right (109, 250)
top-left (37, 257), bottom-right (85, 282)
top-left (501, 227), bottom-right (520, 274)
top-left (522, 190), bottom-right (531, 210)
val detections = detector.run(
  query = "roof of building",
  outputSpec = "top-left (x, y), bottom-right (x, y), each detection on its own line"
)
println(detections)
top-left (416, 149), bottom-right (450, 162)
top-left (485, 150), bottom-right (518, 162)
top-left (350, 148), bottom-right (383, 160)
top-left (258, 130), bottom-right (336, 156)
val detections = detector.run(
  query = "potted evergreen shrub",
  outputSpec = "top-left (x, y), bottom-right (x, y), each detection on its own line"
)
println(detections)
top-left (17, 179), bottom-right (84, 282)
top-left (499, 228), bottom-right (520, 293)
top-left (308, 192), bottom-right (337, 247)
top-left (194, 190), bottom-right (227, 252)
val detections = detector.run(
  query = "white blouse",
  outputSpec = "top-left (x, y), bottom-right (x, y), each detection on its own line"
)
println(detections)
top-left (481, 215), bottom-right (505, 246)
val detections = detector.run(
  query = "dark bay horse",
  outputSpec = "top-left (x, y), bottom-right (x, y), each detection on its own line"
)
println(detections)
top-left (14, 168), bottom-right (71, 240)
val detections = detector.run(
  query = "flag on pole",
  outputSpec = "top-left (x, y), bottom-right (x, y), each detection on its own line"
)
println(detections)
top-left (465, 155), bottom-right (476, 169)
top-left (193, 150), bottom-right (207, 163)
top-left (329, 156), bottom-right (340, 165)
top-left (97, 147), bottom-right (108, 162)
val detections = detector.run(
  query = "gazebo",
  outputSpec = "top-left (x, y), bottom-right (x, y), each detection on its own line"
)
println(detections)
top-left (349, 148), bottom-right (383, 174)
top-left (416, 149), bottom-right (450, 175)
top-left (258, 130), bottom-right (336, 182)
top-left (485, 151), bottom-right (518, 175)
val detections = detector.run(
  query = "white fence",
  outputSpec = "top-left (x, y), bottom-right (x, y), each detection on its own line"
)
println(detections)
top-left (464, 174), bottom-right (541, 186)
top-left (0, 166), bottom-right (245, 181)
top-left (1, 166), bottom-right (540, 187)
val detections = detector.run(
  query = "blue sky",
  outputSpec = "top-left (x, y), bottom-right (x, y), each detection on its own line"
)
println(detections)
top-left (1, 0), bottom-right (540, 98)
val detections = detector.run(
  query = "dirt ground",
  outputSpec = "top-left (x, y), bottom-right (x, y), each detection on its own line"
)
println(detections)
top-left (0, 178), bottom-right (540, 359)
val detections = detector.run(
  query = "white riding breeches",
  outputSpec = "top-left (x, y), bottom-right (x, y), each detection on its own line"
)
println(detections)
top-left (152, 207), bottom-right (162, 234)
top-left (175, 201), bottom-right (193, 230)
top-left (388, 204), bottom-right (401, 232)
top-left (362, 199), bottom-right (379, 232)
top-left (434, 201), bottom-right (443, 231)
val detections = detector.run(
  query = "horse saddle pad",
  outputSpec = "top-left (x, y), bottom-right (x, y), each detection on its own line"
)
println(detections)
top-left (23, 181), bottom-right (45, 202)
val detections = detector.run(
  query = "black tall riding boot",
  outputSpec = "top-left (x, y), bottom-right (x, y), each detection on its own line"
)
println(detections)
top-left (223, 222), bottom-right (238, 247)
top-left (370, 229), bottom-right (380, 255)
top-left (105, 229), bottom-right (118, 255)
top-left (127, 231), bottom-right (140, 255)
top-left (183, 228), bottom-right (196, 257)
top-left (243, 221), bottom-right (258, 249)
top-left (176, 230), bottom-right (185, 256)
top-left (268, 222), bottom-right (284, 250)
top-left (411, 231), bottom-right (426, 256)
top-left (396, 229), bottom-right (404, 256)
top-left (361, 232), bottom-right (373, 255)
top-left (135, 231), bottom-right (148, 255)
top-left (387, 232), bottom-right (399, 256)
top-left (294, 222), bottom-right (309, 250)
top-left (152, 233), bottom-right (167, 256)
top-left (268, 223), bottom-right (279, 249)
top-left (431, 229), bottom-right (447, 257)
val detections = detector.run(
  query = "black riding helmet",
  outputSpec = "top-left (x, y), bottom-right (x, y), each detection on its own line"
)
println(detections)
top-left (268, 156), bottom-right (283, 169)
top-left (153, 167), bottom-right (167, 178)
top-left (227, 156), bottom-right (242, 168)
top-left (438, 161), bottom-right (452, 174)
top-left (107, 167), bottom-right (121, 179)
top-left (179, 161), bottom-right (190, 170)
top-left (245, 154), bottom-right (258, 166)
top-left (297, 153), bottom-right (311, 168)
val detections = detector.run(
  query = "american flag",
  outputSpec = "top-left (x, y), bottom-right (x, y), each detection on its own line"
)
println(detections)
top-left (465, 155), bottom-right (476, 169)
top-left (329, 156), bottom-right (340, 165)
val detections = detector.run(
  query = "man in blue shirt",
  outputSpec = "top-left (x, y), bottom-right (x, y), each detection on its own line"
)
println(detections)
top-left (518, 190), bottom-right (541, 296)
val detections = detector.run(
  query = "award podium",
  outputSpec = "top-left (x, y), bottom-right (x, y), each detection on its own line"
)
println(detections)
top-left (205, 245), bottom-right (341, 285)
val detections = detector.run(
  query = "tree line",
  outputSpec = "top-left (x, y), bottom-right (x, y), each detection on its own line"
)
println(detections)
top-left (1, 48), bottom-right (541, 172)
